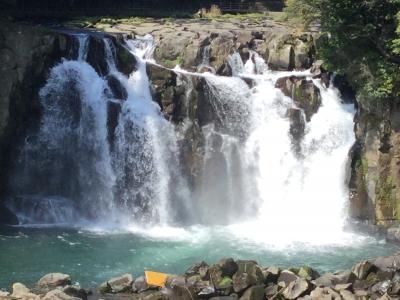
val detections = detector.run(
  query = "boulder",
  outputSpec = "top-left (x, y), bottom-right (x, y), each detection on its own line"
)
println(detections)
top-left (371, 280), bottom-right (391, 296)
top-left (351, 261), bottom-right (375, 280)
top-left (264, 284), bottom-right (280, 298)
top-left (275, 76), bottom-right (321, 122)
top-left (297, 267), bottom-right (320, 281)
top-left (62, 285), bottom-right (89, 300)
top-left (232, 261), bottom-right (264, 293)
top-left (107, 75), bottom-right (128, 100)
top-left (42, 289), bottom-right (81, 300)
top-left (268, 44), bottom-right (295, 71)
top-left (132, 276), bottom-right (150, 293)
top-left (99, 273), bottom-right (134, 294)
top-left (185, 261), bottom-right (209, 276)
top-left (11, 283), bottom-right (40, 300)
top-left (374, 254), bottom-right (400, 272)
top-left (38, 273), bottom-right (71, 289)
top-left (217, 258), bottom-right (238, 277)
top-left (86, 36), bottom-right (108, 76)
top-left (239, 285), bottom-right (264, 300)
top-left (115, 42), bottom-right (137, 76)
top-left (282, 278), bottom-right (311, 300)
top-left (263, 266), bottom-right (281, 284)
top-left (313, 271), bottom-right (356, 287)
top-left (277, 270), bottom-right (299, 288)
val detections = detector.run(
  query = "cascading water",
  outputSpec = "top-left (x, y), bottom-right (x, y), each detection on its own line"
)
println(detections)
top-left (8, 34), bottom-right (189, 226)
top-left (7, 32), bottom-right (361, 245)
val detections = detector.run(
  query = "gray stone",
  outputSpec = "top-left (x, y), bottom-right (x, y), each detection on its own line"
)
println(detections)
top-left (277, 270), bottom-right (299, 288)
top-left (262, 266), bottom-right (281, 284)
top-left (282, 278), bottom-right (310, 300)
top-left (239, 285), bottom-right (264, 300)
top-left (38, 273), bottom-right (71, 289)
top-left (12, 283), bottom-right (40, 300)
top-left (351, 260), bottom-right (374, 280)
top-left (132, 276), bottom-right (150, 293)
top-left (217, 258), bottom-right (238, 277)
top-left (185, 261), bottom-right (209, 276)
top-left (371, 280), bottom-right (391, 296)
top-left (99, 273), bottom-right (134, 294)
top-left (232, 261), bottom-right (264, 293)
top-left (374, 254), bottom-right (400, 272)
top-left (62, 285), bottom-right (89, 300)
top-left (264, 284), bottom-right (279, 298)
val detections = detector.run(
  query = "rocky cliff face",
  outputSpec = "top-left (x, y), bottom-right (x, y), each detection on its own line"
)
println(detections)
top-left (0, 21), bottom-right (76, 223)
top-left (349, 104), bottom-right (400, 229)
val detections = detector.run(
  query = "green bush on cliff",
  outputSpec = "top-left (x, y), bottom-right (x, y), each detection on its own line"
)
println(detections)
top-left (284, 0), bottom-right (400, 110)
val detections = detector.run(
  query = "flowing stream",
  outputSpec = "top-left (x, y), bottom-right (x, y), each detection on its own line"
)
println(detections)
top-left (1, 33), bottom-right (398, 289)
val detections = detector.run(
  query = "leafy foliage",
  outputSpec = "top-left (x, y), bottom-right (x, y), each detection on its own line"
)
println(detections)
top-left (285, 0), bottom-right (400, 111)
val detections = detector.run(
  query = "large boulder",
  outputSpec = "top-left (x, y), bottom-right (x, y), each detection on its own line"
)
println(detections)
top-left (374, 254), bottom-right (400, 272)
top-left (62, 285), bottom-right (89, 300)
top-left (282, 278), bottom-right (311, 300)
top-left (351, 261), bottom-right (375, 280)
top-left (99, 273), bottom-right (134, 294)
top-left (239, 285), bottom-right (264, 300)
top-left (263, 266), bottom-right (281, 284)
top-left (11, 283), bottom-right (40, 300)
top-left (185, 261), bottom-right (209, 277)
top-left (37, 273), bottom-right (71, 289)
top-left (268, 44), bottom-right (295, 71)
top-left (277, 270), bottom-right (299, 288)
top-left (275, 76), bottom-right (321, 122)
top-left (232, 261), bottom-right (264, 293)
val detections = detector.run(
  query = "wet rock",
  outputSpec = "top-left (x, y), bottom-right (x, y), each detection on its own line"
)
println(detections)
top-left (115, 42), bottom-right (137, 76)
top-left (62, 285), bottom-right (89, 300)
top-left (275, 76), bottom-right (321, 122)
top-left (107, 75), bottom-right (128, 100)
top-left (239, 285), bottom-right (264, 300)
top-left (42, 289), bottom-right (81, 300)
top-left (99, 273), bottom-right (134, 294)
top-left (277, 270), bottom-right (299, 288)
top-left (132, 276), bottom-right (150, 293)
top-left (38, 273), bottom-right (71, 289)
top-left (287, 108), bottom-right (306, 142)
top-left (217, 258), bottom-right (238, 277)
top-left (282, 278), bottom-right (311, 300)
top-left (86, 36), bottom-right (108, 76)
top-left (185, 261), bottom-right (209, 276)
top-left (142, 290), bottom-right (170, 300)
top-left (351, 261), bottom-right (375, 280)
top-left (263, 266), bottom-right (281, 284)
top-left (12, 283), bottom-right (39, 300)
top-left (232, 261), bottom-right (264, 293)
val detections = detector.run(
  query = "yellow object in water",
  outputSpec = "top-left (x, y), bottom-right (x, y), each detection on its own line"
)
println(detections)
top-left (145, 270), bottom-right (170, 287)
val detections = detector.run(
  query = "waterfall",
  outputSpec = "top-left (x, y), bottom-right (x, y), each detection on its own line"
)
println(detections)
top-left (7, 32), bottom-right (357, 246)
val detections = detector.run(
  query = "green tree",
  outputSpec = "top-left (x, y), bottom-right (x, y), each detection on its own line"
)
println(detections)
top-left (285, 0), bottom-right (400, 111)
